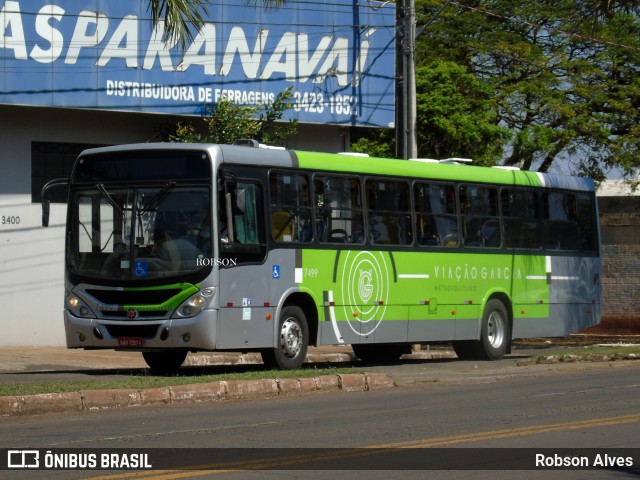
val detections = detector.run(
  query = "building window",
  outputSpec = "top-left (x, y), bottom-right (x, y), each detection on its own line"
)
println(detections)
top-left (31, 141), bottom-right (106, 203)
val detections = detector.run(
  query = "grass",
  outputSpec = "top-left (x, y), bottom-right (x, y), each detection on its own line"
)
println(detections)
top-left (0, 367), bottom-right (360, 397)
top-left (3, 344), bottom-right (638, 397)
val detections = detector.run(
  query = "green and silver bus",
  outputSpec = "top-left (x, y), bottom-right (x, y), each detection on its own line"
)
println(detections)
top-left (43, 142), bottom-right (601, 371)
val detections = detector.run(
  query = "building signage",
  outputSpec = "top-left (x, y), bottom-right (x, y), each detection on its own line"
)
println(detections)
top-left (0, 0), bottom-right (395, 127)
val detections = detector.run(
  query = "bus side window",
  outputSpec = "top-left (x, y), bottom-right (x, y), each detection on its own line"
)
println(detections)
top-left (577, 193), bottom-right (597, 253)
top-left (459, 185), bottom-right (501, 248)
top-left (314, 175), bottom-right (364, 244)
top-left (414, 182), bottom-right (459, 247)
top-left (543, 191), bottom-right (579, 251)
top-left (502, 188), bottom-right (541, 249)
top-left (366, 179), bottom-right (412, 246)
top-left (219, 180), bottom-right (266, 264)
top-left (269, 172), bottom-right (313, 243)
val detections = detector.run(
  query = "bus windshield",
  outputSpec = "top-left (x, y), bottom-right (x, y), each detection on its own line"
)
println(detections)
top-left (68, 185), bottom-right (212, 282)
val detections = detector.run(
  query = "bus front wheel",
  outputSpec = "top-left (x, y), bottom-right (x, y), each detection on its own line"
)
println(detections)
top-left (261, 305), bottom-right (309, 370)
top-left (453, 299), bottom-right (510, 361)
top-left (142, 350), bottom-right (188, 373)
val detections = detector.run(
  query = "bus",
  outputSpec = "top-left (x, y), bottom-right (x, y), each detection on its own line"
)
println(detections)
top-left (42, 142), bottom-right (601, 372)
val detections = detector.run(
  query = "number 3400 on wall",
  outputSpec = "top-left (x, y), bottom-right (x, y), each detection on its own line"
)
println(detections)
top-left (1, 215), bottom-right (20, 225)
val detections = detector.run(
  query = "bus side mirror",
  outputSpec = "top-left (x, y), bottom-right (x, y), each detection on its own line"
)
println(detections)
top-left (41, 177), bottom-right (69, 227)
top-left (42, 200), bottom-right (51, 227)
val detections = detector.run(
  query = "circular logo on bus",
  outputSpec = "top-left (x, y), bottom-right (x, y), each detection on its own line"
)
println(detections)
top-left (341, 251), bottom-right (390, 336)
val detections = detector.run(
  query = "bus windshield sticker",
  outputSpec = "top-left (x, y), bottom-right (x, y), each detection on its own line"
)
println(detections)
top-left (134, 261), bottom-right (148, 277)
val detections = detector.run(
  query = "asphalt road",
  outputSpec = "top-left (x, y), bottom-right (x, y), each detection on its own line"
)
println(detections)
top-left (1, 355), bottom-right (638, 480)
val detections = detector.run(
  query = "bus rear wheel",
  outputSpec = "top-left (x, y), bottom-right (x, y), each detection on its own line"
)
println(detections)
top-left (453, 299), bottom-right (510, 361)
top-left (142, 350), bottom-right (188, 373)
top-left (261, 305), bottom-right (309, 370)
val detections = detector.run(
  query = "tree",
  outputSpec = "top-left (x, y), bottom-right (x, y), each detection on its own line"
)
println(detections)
top-left (148, 0), bottom-right (208, 48)
top-left (158, 87), bottom-right (299, 145)
top-left (149, 0), bottom-right (287, 47)
top-left (351, 60), bottom-right (508, 163)
top-left (415, 60), bottom-right (508, 164)
top-left (415, 0), bottom-right (640, 176)
top-left (350, 128), bottom-right (396, 158)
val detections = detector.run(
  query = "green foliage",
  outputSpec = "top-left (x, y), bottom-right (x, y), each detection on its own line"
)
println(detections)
top-left (353, 0), bottom-right (640, 175)
top-left (350, 128), bottom-right (396, 158)
top-left (148, 0), bottom-right (208, 48)
top-left (414, 0), bottom-right (640, 175)
top-left (159, 87), bottom-right (299, 146)
top-left (150, 0), bottom-right (288, 49)
top-left (415, 61), bottom-right (509, 165)
top-left (351, 60), bottom-right (508, 164)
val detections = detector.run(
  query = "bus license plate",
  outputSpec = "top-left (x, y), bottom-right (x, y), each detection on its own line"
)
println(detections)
top-left (117, 337), bottom-right (145, 348)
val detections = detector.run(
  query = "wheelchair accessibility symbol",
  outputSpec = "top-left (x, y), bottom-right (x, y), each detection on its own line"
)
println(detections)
top-left (272, 265), bottom-right (280, 279)
top-left (134, 261), bottom-right (148, 277)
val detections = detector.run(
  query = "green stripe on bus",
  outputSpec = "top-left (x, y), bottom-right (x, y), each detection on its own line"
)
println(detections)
top-left (294, 151), bottom-right (543, 187)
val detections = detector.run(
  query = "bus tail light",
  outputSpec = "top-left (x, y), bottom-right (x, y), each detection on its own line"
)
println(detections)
top-left (172, 287), bottom-right (216, 318)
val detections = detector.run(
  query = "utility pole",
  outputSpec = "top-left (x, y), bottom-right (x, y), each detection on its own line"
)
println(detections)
top-left (395, 0), bottom-right (417, 160)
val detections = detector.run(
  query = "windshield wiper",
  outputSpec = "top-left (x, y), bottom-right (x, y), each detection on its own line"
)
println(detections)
top-left (139, 181), bottom-right (176, 213)
top-left (96, 184), bottom-right (123, 213)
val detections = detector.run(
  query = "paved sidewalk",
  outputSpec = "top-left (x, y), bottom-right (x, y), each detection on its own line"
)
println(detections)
top-left (0, 345), bottom-right (453, 373)
top-left (2, 334), bottom-right (633, 374)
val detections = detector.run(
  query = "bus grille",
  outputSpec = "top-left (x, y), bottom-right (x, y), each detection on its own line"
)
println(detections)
top-left (86, 289), bottom-right (182, 305)
top-left (100, 311), bottom-right (168, 319)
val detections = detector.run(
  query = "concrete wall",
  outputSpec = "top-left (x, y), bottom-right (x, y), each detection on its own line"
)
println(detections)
top-left (588, 196), bottom-right (640, 335)
top-left (602, 245), bottom-right (640, 331)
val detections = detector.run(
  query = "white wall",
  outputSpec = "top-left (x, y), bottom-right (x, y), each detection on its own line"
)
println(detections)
top-left (0, 104), bottom-right (346, 345)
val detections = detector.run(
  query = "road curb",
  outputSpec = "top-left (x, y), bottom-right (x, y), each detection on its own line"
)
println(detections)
top-left (0, 373), bottom-right (397, 417)
top-left (516, 351), bottom-right (639, 365)
top-left (181, 350), bottom-right (456, 367)
top-left (182, 352), bottom-right (358, 366)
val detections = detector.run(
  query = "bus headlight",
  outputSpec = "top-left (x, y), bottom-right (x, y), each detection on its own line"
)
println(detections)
top-left (65, 292), bottom-right (95, 318)
top-left (172, 287), bottom-right (216, 318)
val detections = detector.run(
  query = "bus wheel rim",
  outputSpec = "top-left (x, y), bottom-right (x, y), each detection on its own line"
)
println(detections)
top-left (280, 317), bottom-right (302, 358)
top-left (487, 311), bottom-right (505, 349)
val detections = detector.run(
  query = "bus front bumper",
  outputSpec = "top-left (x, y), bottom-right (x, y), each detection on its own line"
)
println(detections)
top-left (64, 309), bottom-right (218, 351)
